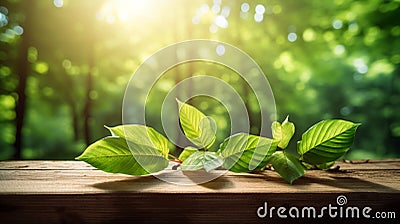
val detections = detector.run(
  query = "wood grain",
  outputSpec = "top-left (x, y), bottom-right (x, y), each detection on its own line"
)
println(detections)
top-left (0, 160), bottom-right (399, 223)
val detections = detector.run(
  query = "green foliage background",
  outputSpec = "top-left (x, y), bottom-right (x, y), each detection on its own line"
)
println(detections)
top-left (0, 0), bottom-right (399, 160)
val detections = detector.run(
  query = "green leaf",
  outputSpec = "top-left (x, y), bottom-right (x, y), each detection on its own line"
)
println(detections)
top-left (272, 116), bottom-right (295, 149)
top-left (178, 146), bottom-right (198, 162)
top-left (301, 162), bottom-right (314, 170)
top-left (106, 124), bottom-right (170, 158)
top-left (219, 133), bottom-right (278, 172)
top-left (316, 161), bottom-right (335, 170)
top-left (301, 161), bottom-right (335, 170)
top-left (298, 119), bottom-right (360, 165)
top-left (271, 122), bottom-right (282, 144)
top-left (268, 151), bottom-right (306, 184)
top-left (76, 136), bottom-right (168, 175)
top-left (181, 151), bottom-right (224, 172)
top-left (177, 99), bottom-right (216, 149)
top-left (76, 124), bottom-right (171, 175)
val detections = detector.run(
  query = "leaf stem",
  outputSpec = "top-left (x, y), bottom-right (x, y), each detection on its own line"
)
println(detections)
top-left (168, 154), bottom-right (182, 163)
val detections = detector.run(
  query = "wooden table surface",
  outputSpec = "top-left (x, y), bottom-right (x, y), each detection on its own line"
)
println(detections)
top-left (0, 159), bottom-right (399, 223)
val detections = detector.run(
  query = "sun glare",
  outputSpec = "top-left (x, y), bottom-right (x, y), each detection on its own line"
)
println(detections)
top-left (97, 0), bottom-right (155, 24)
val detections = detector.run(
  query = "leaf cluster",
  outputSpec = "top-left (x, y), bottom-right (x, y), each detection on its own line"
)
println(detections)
top-left (76, 100), bottom-right (360, 184)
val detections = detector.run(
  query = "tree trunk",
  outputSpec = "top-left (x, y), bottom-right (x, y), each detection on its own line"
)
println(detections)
top-left (71, 100), bottom-right (80, 142)
top-left (83, 55), bottom-right (93, 146)
top-left (83, 20), bottom-right (96, 146)
top-left (13, 2), bottom-right (33, 159)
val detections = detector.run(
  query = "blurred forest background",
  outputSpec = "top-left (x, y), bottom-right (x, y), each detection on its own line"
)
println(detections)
top-left (0, 0), bottom-right (399, 160)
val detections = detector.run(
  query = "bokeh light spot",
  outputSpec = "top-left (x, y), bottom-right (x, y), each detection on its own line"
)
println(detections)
top-left (240, 12), bottom-right (249, 19)
top-left (255, 4), bottom-right (265, 14)
top-left (254, 13), bottom-right (263, 23)
top-left (288, 33), bottom-right (297, 42)
top-left (215, 15), bottom-right (228, 28)
top-left (348, 22), bottom-right (359, 33)
top-left (353, 58), bottom-right (368, 74)
top-left (302, 28), bottom-right (316, 42)
top-left (334, 45), bottom-right (345, 55)
top-left (53, 0), bottom-right (64, 8)
top-left (212, 4), bottom-right (221, 14)
top-left (199, 4), bottom-right (210, 14)
top-left (34, 62), bottom-right (49, 75)
top-left (13, 25), bottom-right (23, 35)
top-left (221, 6), bottom-right (230, 18)
top-left (27, 47), bottom-right (38, 63)
top-left (62, 59), bottom-right (72, 69)
top-left (241, 3), bottom-right (250, 13)
top-left (272, 5), bottom-right (282, 14)
top-left (332, 19), bottom-right (343, 29)
top-left (216, 44), bottom-right (225, 56)
top-left (89, 90), bottom-right (98, 100)
top-left (0, 12), bottom-right (8, 28)
top-left (0, 6), bottom-right (8, 15)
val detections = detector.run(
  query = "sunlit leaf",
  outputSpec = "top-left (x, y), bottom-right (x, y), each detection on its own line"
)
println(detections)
top-left (76, 125), bottom-right (171, 175)
top-left (106, 124), bottom-right (170, 158)
top-left (298, 119), bottom-right (360, 164)
top-left (177, 99), bottom-right (216, 149)
top-left (219, 133), bottom-right (278, 172)
top-left (268, 151), bottom-right (306, 184)
top-left (178, 146), bottom-right (198, 162)
top-left (181, 151), bottom-right (223, 172)
top-left (76, 136), bottom-right (168, 175)
top-left (272, 115), bottom-right (295, 149)
top-left (271, 121), bottom-right (282, 144)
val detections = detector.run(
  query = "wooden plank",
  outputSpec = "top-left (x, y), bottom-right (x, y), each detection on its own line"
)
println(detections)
top-left (0, 160), bottom-right (95, 170)
top-left (0, 161), bottom-right (399, 194)
top-left (1, 193), bottom-right (398, 223)
top-left (0, 169), bottom-right (400, 194)
top-left (0, 160), bottom-right (399, 223)
top-left (337, 159), bottom-right (400, 170)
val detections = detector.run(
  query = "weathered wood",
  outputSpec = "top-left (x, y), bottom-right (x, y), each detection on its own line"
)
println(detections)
top-left (0, 160), bottom-right (399, 223)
